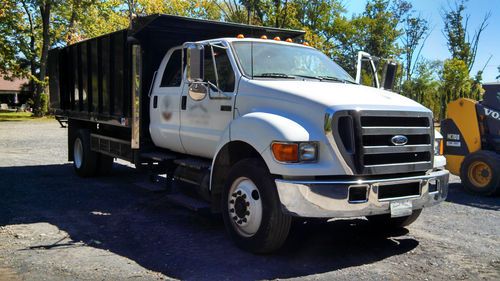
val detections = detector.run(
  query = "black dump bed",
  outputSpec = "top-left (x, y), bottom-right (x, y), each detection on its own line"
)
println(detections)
top-left (48, 14), bottom-right (304, 144)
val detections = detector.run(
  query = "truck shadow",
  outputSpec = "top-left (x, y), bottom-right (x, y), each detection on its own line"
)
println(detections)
top-left (445, 182), bottom-right (500, 211)
top-left (0, 163), bottom-right (418, 280)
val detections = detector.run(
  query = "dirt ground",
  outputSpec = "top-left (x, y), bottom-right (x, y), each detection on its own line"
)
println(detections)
top-left (0, 120), bottom-right (498, 281)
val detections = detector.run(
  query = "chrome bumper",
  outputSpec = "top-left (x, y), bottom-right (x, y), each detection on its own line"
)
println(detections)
top-left (275, 170), bottom-right (449, 218)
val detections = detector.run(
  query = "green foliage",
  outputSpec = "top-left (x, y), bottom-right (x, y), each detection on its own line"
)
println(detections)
top-left (34, 92), bottom-right (49, 117)
top-left (401, 60), bottom-right (442, 118)
top-left (0, 0), bottom-right (488, 121)
top-left (442, 0), bottom-right (489, 72)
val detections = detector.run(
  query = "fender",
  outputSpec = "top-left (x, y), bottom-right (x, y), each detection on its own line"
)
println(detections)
top-left (210, 112), bottom-right (309, 190)
top-left (211, 111), bottom-right (351, 182)
top-left (230, 112), bottom-right (310, 153)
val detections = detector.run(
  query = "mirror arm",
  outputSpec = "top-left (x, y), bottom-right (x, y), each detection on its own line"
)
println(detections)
top-left (210, 45), bottom-right (220, 91)
top-left (206, 81), bottom-right (230, 99)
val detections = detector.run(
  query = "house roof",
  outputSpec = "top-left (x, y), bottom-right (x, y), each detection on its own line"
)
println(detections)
top-left (0, 75), bottom-right (29, 93)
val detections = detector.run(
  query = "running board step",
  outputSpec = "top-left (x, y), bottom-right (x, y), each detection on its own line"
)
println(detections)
top-left (173, 158), bottom-right (211, 170)
top-left (163, 193), bottom-right (210, 212)
top-left (140, 151), bottom-right (177, 162)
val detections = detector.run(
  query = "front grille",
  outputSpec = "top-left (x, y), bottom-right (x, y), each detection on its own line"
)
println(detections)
top-left (331, 110), bottom-right (434, 175)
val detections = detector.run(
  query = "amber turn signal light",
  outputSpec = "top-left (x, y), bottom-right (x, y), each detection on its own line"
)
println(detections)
top-left (236, 34), bottom-right (245, 39)
top-left (272, 142), bottom-right (299, 162)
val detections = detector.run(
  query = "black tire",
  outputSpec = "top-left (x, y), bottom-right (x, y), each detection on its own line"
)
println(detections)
top-left (460, 150), bottom-right (500, 196)
top-left (221, 158), bottom-right (292, 254)
top-left (73, 129), bottom-right (98, 177)
top-left (97, 154), bottom-right (114, 176)
top-left (367, 209), bottom-right (422, 228)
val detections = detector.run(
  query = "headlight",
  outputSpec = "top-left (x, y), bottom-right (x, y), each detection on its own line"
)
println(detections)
top-left (271, 141), bottom-right (318, 163)
top-left (434, 138), bottom-right (444, 156)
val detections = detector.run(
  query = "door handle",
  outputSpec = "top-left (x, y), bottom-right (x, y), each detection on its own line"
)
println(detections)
top-left (181, 96), bottom-right (187, 110)
top-left (153, 96), bottom-right (158, 108)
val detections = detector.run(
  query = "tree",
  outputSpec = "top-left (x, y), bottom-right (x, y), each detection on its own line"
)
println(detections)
top-left (440, 58), bottom-right (471, 119)
top-left (0, 0), bottom-right (60, 116)
top-left (442, 0), bottom-right (490, 73)
top-left (496, 66), bottom-right (500, 80)
top-left (401, 13), bottom-right (429, 81)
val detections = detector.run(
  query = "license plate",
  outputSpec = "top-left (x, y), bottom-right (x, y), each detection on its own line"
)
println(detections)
top-left (390, 200), bottom-right (413, 218)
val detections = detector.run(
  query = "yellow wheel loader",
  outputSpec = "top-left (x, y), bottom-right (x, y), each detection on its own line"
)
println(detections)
top-left (441, 89), bottom-right (500, 196)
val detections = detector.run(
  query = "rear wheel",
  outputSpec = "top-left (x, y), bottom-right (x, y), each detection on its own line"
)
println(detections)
top-left (222, 158), bottom-right (291, 253)
top-left (73, 130), bottom-right (98, 177)
top-left (460, 150), bottom-right (500, 196)
top-left (367, 209), bottom-right (422, 228)
top-left (73, 130), bottom-right (113, 177)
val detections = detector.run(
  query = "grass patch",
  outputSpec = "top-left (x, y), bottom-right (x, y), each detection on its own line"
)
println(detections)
top-left (0, 111), bottom-right (56, 122)
top-left (0, 111), bottom-right (33, 121)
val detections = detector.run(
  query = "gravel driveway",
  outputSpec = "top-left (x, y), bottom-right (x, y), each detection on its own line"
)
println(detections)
top-left (0, 120), bottom-right (498, 281)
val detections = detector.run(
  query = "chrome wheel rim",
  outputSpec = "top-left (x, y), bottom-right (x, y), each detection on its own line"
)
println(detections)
top-left (228, 177), bottom-right (262, 237)
top-left (74, 138), bottom-right (83, 169)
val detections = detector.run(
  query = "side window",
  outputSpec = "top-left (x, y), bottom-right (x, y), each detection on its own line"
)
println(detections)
top-left (204, 47), bottom-right (235, 92)
top-left (160, 50), bottom-right (182, 87)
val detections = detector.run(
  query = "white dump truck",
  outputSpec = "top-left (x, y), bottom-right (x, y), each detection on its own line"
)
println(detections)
top-left (49, 15), bottom-right (449, 253)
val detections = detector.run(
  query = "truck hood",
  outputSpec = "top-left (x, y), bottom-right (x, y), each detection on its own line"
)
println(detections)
top-left (247, 79), bottom-right (431, 113)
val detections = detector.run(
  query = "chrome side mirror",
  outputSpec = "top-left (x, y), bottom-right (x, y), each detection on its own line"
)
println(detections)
top-left (382, 61), bottom-right (398, 91)
top-left (188, 81), bottom-right (208, 101)
top-left (185, 43), bottom-right (204, 83)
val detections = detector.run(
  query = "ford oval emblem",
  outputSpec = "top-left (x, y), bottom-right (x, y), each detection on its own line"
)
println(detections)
top-left (391, 135), bottom-right (408, 146)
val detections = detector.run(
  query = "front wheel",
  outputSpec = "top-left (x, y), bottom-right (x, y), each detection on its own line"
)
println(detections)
top-left (222, 158), bottom-right (291, 254)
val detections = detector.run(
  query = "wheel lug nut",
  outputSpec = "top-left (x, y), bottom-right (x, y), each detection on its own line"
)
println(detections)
top-left (230, 208), bottom-right (234, 213)
top-left (242, 194), bottom-right (247, 199)
top-left (236, 191), bottom-right (242, 195)
top-left (245, 211), bottom-right (250, 215)
top-left (237, 220), bottom-right (242, 224)
top-left (229, 200), bottom-right (234, 204)
top-left (232, 216), bottom-right (237, 221)
top-left (246, 202), bottom-right (250, 207)
top-left (231, 193), bottom-right (237, 198)
top-left (242, 218), bottom-right (247, 223)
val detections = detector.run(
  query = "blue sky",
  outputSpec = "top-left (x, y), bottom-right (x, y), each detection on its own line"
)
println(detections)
top-left (346, 0), bottom-right (500, 82)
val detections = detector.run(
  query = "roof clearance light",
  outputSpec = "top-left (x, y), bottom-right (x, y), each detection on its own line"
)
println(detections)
top-left (273, 36), bottom-right (281, 41)
top-left (302, 42), bottom-right (309, 46)
top-left (236, 34), bottom-right (245, 39)
top-left (260, 35), bottom-right (268, 39)
top-left (285, 38), bottom-right (293, 43)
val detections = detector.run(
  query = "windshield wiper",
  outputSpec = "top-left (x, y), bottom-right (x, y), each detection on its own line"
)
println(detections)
top-left (253, 73), bottom-right (296, 79)
top-left (293, 74), bottom-right (322, 80)
top-left (318, 76), bottom-right (357, 84)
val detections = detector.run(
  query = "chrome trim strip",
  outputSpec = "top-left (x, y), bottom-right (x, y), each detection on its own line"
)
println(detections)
top-left (362, 127), bottom-right (431, 135)
top-left (378, 194), bottom-right (421, 202)
top-left (363, 161), bottom-right (431, 168)
top-left (131, 44), bottom-right (141, 149)
top-left (275, 170), bottom-right (448, 185)
top-left (363, 144), bottom-right (432, 154)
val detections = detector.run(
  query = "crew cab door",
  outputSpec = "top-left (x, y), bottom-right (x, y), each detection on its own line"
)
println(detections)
top-left (149, 47), bottom-right (185, 153)
top-left (180, 43), bottom-right (236, 158)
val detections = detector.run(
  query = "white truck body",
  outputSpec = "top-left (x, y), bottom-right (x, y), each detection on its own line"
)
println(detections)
top-left (52, 17), bottom-right (449, 253)
top-left (148, 37), bottom-right (449, 219)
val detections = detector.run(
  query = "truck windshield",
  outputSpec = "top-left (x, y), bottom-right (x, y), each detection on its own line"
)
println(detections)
top-left (231, 41), bottom-right (355, 83)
